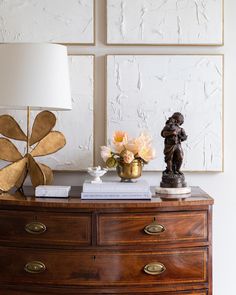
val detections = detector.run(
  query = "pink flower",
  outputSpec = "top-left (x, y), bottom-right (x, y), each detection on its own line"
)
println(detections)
top-left (102, 131), bottom-right (155, 165)
top-left (113, 130), bottom-right (128, 153)
top-left (100, 146), bottom-right (112, 162)
top-left (137, 132), bottom-right (152, 146)
top-left (138, 145), bottom-right (156, 162)
top-left (122, 150), bottom-right (135, 164)
top-left (125, 139), bottom-right (140, 155)
top-left (125, 132), bottom-right (152, 155)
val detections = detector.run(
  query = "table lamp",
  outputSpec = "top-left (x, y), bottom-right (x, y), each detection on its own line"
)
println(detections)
top-left (0, 43), bottom-right (72, 192)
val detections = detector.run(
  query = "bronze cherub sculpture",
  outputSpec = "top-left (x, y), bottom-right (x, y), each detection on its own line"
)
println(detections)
top-left (160, 112), bottom-right (188, 188)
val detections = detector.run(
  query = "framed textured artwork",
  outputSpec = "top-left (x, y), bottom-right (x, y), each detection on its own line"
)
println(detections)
top-left (106, 54), bottom-right (223, 172)
top-left (0, 55), bottom-right (94, 171)
top-left (0, 0), bottom-right (95, 44)
top-left (106, 0), bottom-right (223, 45)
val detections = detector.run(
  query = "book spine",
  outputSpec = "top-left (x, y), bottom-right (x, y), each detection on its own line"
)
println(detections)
top-left (81, 191), bottom-right (151, 195)
top-left (83, 186), bottom-right (149, 193)
top-left (81, 193), bottom-right (151, 200)
top-left (35, 190), bottom-right (70, 197)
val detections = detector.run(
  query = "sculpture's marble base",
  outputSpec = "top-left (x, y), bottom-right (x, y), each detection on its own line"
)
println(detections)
top-left (155, 186), bottom-right (191, 195)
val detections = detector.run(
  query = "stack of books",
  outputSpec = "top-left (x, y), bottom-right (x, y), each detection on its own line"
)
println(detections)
top-left (81, 180), bottom-right (152, 200)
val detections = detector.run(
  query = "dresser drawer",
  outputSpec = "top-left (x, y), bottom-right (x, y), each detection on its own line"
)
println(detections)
top-left (98, 211), bottom-right (207, 246)
top-left (0, 247), bottom-right (207, 286)
top-left (0, 288), bottom-right (208, 295)
top-left (0, 210), bottom-right (91, 246)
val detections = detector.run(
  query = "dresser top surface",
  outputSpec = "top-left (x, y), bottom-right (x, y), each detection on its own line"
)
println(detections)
top-left (0, 186), bottom-right (213, 209)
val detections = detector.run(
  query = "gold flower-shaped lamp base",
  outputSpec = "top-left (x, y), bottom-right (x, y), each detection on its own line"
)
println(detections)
top-left (0, 110), bottom-right (66, 192)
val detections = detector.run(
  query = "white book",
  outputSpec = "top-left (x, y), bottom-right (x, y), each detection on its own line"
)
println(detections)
top-left (83, 180), bottom-right (150, 193)
top-left (35, 185), bottom-right (71, 198)
top-left (81, 191), bottom-right (152, 200)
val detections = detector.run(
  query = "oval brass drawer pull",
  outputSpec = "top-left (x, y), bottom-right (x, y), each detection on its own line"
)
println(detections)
top-left (144, 262), bottom-right (166, 275)
top-left (24, 261), bottom-right (46, 274)
top-left (144, 221), bottom-right (165, 235)
top-left (25, 222), bottom-right (47, 235)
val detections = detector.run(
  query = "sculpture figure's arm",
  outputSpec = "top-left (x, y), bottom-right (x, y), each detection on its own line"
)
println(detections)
top-left (161, 128), bottom-right (177, 138)
top-left (180, 128), bottom-right (187, 141)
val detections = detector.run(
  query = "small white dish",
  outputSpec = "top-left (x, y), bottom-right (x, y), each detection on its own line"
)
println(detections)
top-left (87, 166), bottom-right (108, 184)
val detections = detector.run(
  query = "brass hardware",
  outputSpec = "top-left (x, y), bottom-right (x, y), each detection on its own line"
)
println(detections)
top-left (144, 221), bottom-right (165, 235)
top-left (144, 262), bottom-right (166, 275)
top-left (24, 261), bottom-right (46, 274)
top-left (25, 222), bottom-right (47, 235)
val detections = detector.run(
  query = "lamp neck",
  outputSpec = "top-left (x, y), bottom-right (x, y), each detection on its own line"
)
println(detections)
top-left (27, 106), bottom-right (30, 154)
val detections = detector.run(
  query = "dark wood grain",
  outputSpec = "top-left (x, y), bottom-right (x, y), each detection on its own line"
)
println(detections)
top-left (0, 287), bottom-right (208, 295)
top-left (0, 247), bottom-right (207, 286)
top-left (0, 186), bottom-right (213, 295)
top-left (0, 210), bottom-right (91, 246)
top-left (0, 186), bottom-right (214, 210)
top-left (98, 211), bottom-right (207, 246)
top-left (208, 206), bottom-right (213, 295)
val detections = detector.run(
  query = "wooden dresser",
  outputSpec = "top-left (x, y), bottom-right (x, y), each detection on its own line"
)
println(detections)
top-left (0, 186), bottom-right (213, 295)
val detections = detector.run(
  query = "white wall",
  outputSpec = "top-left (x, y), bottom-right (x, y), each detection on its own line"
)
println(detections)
top-left (26, 1), bottom-right (234, 294)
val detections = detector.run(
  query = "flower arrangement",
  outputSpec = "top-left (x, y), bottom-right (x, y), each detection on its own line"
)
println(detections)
top-left (101, 131), bottom-right (156, 168)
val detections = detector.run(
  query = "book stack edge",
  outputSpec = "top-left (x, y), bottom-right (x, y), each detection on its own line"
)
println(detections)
top-left (35, 185), bottom-right (71, 198)
top-left (81, 180), bottom-right (151, 200)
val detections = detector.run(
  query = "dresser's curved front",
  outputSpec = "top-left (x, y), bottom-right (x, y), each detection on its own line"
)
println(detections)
top-left (0, 186), bottom-right (213, 295)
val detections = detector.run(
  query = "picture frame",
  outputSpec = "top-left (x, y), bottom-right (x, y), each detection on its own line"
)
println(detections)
top-left (0, 55), bottom-right (95, 171)
top-left (106, 0), bottom-right (224, 46)
top-left (0, 0), bottom-right (95, 45)
top-left (106, 54), bottom-right (224, 172)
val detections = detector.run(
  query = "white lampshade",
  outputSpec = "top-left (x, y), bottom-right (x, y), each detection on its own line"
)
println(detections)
top-left (0, 43), bottom-right (71, 110)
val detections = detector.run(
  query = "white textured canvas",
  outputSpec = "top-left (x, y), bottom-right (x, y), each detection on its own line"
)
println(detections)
top-left (107, 0), bottom-right (223, 45)
top-left (0, 55), bottom-right (94, 171)
top-left (107, 55), bottom-right (223, 171)
top-left (0, 0), bottom-right (94, 43)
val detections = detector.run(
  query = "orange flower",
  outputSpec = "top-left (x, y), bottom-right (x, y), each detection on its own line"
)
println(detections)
top-left (113, 130), bottom-right (128, 153)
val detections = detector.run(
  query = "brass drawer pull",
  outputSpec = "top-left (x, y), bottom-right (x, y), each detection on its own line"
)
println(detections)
top-left (144, 262), bottom-right (166, 275)
top-left (25, 222), bottom-right (47, 235)
top-left (144, 221), bottom-right (165, 235)
top-left (24, 261), bottom-right (46, 274)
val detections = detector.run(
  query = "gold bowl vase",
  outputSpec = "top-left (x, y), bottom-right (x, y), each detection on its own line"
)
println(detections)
top-left (116, 159), bottom-right (143, 182)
